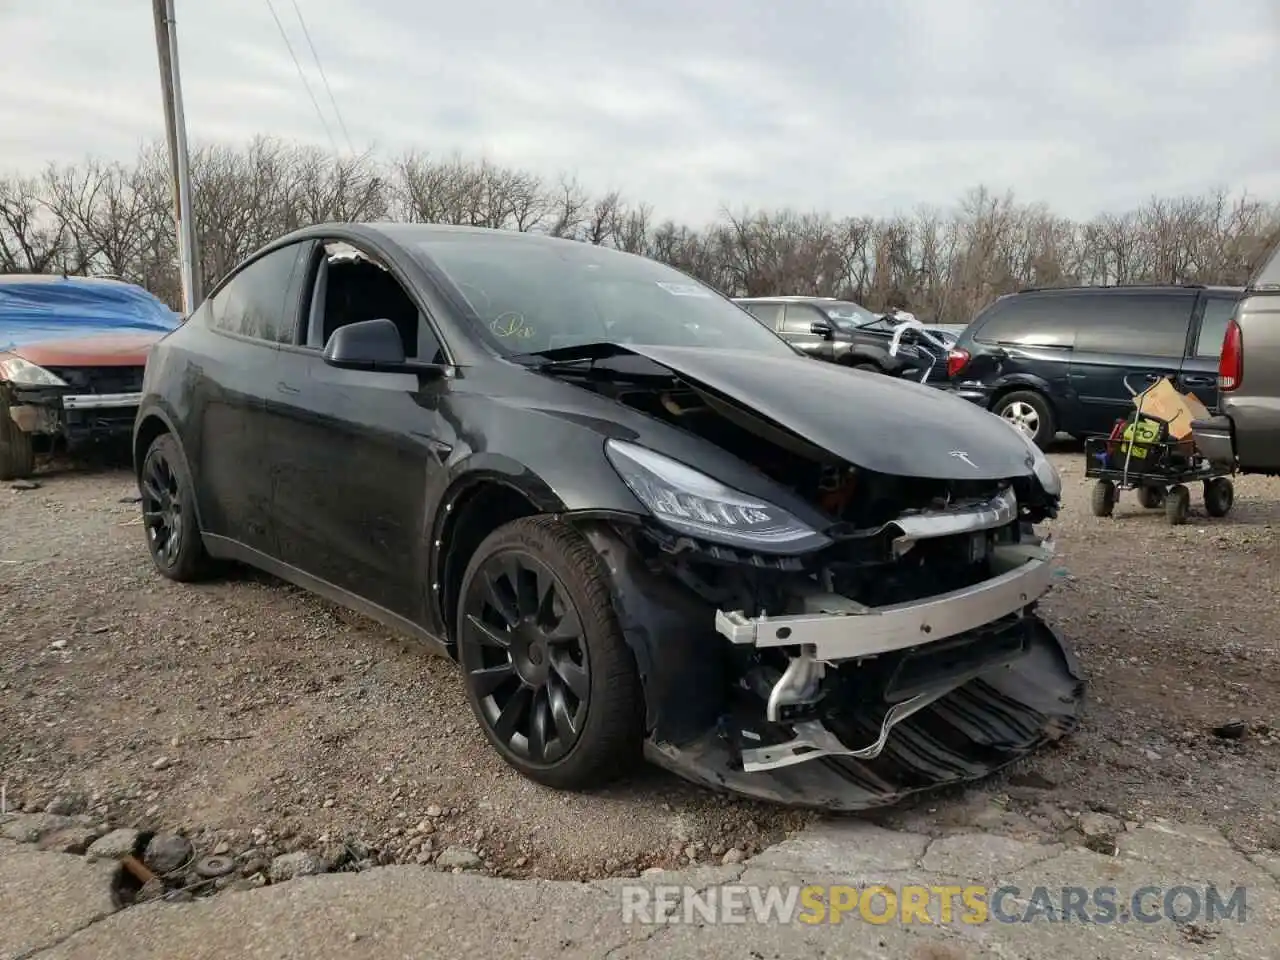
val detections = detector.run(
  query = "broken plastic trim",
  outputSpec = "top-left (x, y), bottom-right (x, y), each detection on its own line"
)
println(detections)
top-left (887, 485), bottom-right (1018, 556)
top-left (714, 540), bottom-right (1057, 662)
top-left (742, 680), bottom-right (962, 772)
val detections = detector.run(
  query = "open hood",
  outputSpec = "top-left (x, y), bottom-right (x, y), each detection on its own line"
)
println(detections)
top-left (616, 344), bottom-right (1037, 480)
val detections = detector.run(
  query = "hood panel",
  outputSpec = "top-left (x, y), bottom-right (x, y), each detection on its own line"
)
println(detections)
top-left (619, 344), bottom-right (1036, 480)
top-left (6, 334), bottom-right (162, 368)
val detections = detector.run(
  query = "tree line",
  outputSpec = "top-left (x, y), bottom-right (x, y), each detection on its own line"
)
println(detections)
top-left (2, 136), bottom-right (1277, 322)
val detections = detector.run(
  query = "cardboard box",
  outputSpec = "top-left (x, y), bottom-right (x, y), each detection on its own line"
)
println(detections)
top-left (1132, 378), bottom-right (1211, 440)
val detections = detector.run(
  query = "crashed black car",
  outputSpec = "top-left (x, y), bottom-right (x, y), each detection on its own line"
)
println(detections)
top-left (133, 223), bottom-right (1083, 810)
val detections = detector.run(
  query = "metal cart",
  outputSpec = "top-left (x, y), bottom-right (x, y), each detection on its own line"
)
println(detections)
top-left (1084, 376), bottom-right (1235, 525)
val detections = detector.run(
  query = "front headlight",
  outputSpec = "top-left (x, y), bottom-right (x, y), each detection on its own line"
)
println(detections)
top-left (605, 439), bottom-right (831, 553)
top-left (995, 415), bottom-right (1061, 496)
top-left (0, 357), bottom-right (68, 388)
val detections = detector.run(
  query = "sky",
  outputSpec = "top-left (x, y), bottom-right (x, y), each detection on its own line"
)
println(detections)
top-left (0, 0), bottom-right (1276, 226)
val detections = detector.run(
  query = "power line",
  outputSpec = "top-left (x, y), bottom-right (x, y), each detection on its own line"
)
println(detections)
top-left (262, 0), bottom-right (337, 153)
top-left (288, 0), bottom-right (354, 155)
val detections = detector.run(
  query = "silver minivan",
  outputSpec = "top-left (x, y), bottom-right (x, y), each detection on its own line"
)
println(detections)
top-left (1191, 239), bottom-right (1280, 475)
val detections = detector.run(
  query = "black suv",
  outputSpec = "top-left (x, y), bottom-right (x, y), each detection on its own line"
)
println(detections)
top-left (733, 296), bottom-right (932, 376)
top-left (944, 285), bottom-right (1244, 447)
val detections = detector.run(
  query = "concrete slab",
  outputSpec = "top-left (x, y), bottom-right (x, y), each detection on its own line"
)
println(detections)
top-left (0, 848), bottom-right (117, 960)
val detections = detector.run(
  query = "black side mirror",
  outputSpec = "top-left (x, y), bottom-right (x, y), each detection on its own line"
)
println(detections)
top-left (810, 320), bottom-right (833, 339)
top-left (323, 318), bottom-right (409, 372)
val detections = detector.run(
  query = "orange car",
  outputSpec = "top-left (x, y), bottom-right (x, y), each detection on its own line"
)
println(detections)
top-left (0, 274), bottom-right (182, 480)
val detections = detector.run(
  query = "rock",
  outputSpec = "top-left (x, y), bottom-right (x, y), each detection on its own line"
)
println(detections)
top-left (49, 639), bottom-right (67, 650)
top-left (1, 813), bottom-right (75, 844)
top-left (435, 846), bottom-right (482, 871)
top-left (1078, 812), bottom-right (1123, 838)
top-left (721, 848), bottom-right (745, 865)
top-left (145, 833), bottom-right (194, 875)
top-left (87, 828), bottom-right (142, 860)
top-left (12, 479), bottom-right (41, 490)
top-left (1212, 720), bottom-right (1248, 740)
top-left (44, 796), bottom-right (82, 816)
top-left (425, 804), bottom-right (443, 818)
top-left (641, 867), bottom-right (665, 878)
top-left (136, 878), bottom-right (166, 903)
top-left (37, 826), bottom-right (103, 855)
top-left (227, 875), bottom-right (267, 893)
top-left (152, 757), bottom-right (172, 771)
top-left (213, 841), bottom-right (231, 856)
top-left (268, 851), bottom-right (326, 883)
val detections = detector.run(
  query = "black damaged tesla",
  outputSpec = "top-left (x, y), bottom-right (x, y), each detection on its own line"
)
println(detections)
top-left (132, 223), bottom-right (1084, 810)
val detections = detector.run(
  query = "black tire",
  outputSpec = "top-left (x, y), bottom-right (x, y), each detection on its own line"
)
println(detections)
top-left (1165, 484), bottom-right (1190, 525)
top-left (0, 396), bottom-right (35, 481)
top-left (853, 362), bottom-right (881, 374)
top-left (1203, 477), bottom-right (1234, 518)
top-left (455, 515), bottom-right (644, 790)
top-left (1136, 486), bottom-right (1165, 509)
top-left (139, 432), bottom-right (211, 582)
top-left (993, 390), bottom-right (1056, 449)
top-left (1090, 480), bottom-right (1116, 517)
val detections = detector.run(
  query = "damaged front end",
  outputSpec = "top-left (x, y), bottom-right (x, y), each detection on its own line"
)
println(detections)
top-left (570, 364), bottom-right (1083, 810)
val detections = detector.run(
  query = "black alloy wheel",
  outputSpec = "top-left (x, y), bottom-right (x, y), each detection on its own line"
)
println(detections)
top-left (455, 516), bottom-right (643, 789)
top-left (462, 550), bottom-right (591, 766)
top-left (140, 433), bottom-right (209, 581)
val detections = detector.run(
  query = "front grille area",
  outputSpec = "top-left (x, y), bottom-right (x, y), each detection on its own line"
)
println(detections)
top-left (45, 366), bottom-right (144, 394)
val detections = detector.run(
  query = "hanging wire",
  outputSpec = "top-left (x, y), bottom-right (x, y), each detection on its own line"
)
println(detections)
top-left (263, 0), bottom-right (338, 152)
top-left (288, 0), bottom-right (355, 154)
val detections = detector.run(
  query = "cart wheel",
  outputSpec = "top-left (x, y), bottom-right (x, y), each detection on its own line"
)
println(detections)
top-left (1136, 486), bottom-right (1165, 509)
top-left (1203, 477), bottom-right (1234, 518)
top-left (1090, 479), bottom-right (1117, 517)
top-left (1165, 484), bottom-right (1190, 525)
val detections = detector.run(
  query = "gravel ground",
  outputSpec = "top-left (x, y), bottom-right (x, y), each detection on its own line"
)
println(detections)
top-left (2, 446), bottom-right (1278, 885)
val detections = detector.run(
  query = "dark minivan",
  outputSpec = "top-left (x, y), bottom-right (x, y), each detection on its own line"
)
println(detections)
top-left (943, 285), bottom-right (1243, 448)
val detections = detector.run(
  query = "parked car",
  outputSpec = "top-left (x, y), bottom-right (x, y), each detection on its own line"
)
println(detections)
top-left (732, 296), bottom-right (934, 376)
top-left (0, 274), bottom-right (182, 480)
top-left (942, 284), bottom-right (1244, 448)
top-left (133, 223), bottom-right (1081, 811)
top-left (1191, 240), bottom-right (1280, 474)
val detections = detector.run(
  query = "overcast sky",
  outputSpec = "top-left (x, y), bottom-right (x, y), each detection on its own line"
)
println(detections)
top-left (1, 0), bottom-right (1276, 225)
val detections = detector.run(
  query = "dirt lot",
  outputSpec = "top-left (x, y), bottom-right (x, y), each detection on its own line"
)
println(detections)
top-left (2, 448), bottom-right (1278, 882)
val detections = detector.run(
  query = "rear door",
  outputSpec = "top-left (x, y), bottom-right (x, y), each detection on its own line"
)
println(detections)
top-left (1179, 292), bottom-right (1238, 410)
top-left (191, 240), bottom-right (315, 556)
top-left (1066, 291), bottom-right (1196, 434)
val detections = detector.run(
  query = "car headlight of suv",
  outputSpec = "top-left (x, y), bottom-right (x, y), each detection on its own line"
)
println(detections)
top-left (0, 357), bottom-right (68, 388)
top-left (605, 439), bottom-right (832, 553)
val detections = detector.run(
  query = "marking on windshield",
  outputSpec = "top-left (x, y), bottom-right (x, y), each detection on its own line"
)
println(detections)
top-left (656, 282), bottom-right (712, 298)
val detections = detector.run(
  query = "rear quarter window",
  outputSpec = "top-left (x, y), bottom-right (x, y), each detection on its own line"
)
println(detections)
top-left (972, 296), bottom-right (1078, 348)
top-left (1194, 296), bottom-right (1239, 358)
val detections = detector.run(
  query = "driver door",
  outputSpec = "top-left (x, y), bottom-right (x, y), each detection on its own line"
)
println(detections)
top-left (781, 303), bottom-right (833, 359)
top-left (266, 240), bottom-right (456, 623)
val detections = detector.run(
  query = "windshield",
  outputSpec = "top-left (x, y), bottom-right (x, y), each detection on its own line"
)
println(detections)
top-left (408, 234), bottom-right (798, 357)
top-left (821, 301), bottom-right (881, 329)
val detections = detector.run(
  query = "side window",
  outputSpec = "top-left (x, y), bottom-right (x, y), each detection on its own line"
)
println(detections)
top-left (744, 303), bottom-right (784, 330)
top-left (973, 296), bottom-right (1079, 347)
top-left (304, 242), bottom-right (445, 363)
top-left (782, 303), bottom-right (821, 334)
top-left (1071, 294), bottom-right (1193, 357)
top-left (1194, 297), bottom-right (1238, 358)
top-left (207, 243), bottom-right (310, 344)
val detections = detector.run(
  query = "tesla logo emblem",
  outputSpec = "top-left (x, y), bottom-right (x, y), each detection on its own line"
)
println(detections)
top-left (949, 450), bottom-right (978, 469)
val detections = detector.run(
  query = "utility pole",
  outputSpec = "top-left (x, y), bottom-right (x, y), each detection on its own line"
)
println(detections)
top-left (152, 0), bottom-right (201, 315)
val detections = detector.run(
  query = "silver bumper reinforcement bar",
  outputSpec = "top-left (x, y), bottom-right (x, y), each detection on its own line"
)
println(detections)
top-left (61, 392), bottom-right (143, 410)
top-left (714, 540), bottom-right (1058, 663)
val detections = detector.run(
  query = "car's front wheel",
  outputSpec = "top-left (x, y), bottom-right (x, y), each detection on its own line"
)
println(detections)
top-left (455, 516), bottom-right (644, 789)
top-left (140, 433), bottom-right (211, 582)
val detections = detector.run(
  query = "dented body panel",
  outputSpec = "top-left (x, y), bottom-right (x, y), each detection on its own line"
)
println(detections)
top-left (135, 222), bottom-right (1083, 811)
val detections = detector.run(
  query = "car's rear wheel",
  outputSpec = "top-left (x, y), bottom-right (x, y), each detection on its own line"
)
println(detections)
top-left (0, 396), bottom-right (35, 481)
top-left (455, 516), bottom-right (643, 789)
top-left (853, 362), bottom-right (881, 374)
top-left (140, 433), bottom-right (211, 582)
top-left (994, 390), bottom-right (1056, 449)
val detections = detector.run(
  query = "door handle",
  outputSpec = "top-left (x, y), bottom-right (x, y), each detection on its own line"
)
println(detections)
top-left (1182, 375), bottom-right (1216, 386)
top-left (276, 381), bottom-right (300, 395)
